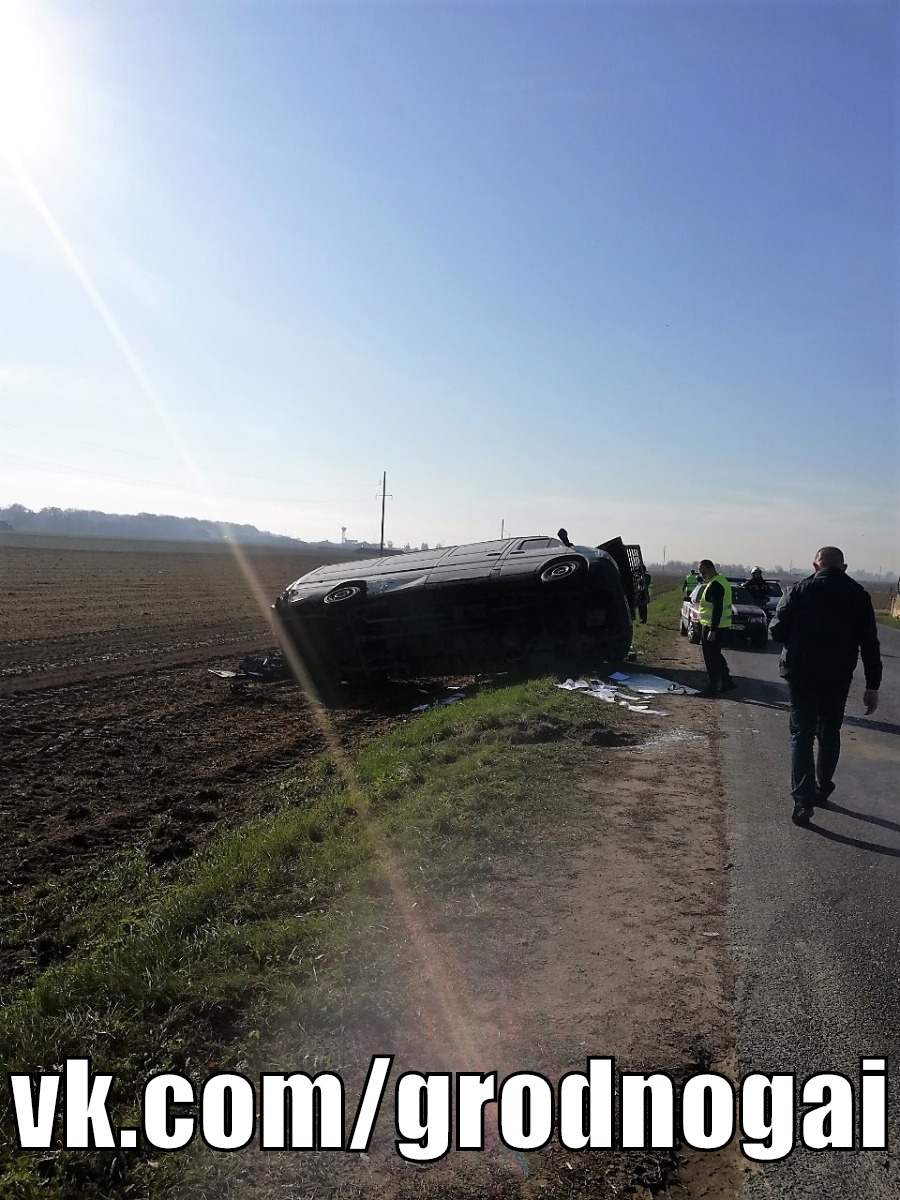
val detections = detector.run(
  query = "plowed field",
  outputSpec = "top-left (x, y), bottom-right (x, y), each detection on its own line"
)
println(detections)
top-left (0, 535), bottom-right (410, 972)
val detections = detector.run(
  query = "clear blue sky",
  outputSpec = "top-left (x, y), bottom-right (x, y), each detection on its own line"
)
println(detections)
top-left (1, 0), bottom-right (897, 571)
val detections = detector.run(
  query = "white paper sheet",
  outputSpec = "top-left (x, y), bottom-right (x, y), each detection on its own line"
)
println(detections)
top-left (608, 672), bottom-right (698, 696)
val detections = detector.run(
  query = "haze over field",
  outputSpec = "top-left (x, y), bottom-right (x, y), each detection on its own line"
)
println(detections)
top-left (0, 0), bottom-right (897, 572)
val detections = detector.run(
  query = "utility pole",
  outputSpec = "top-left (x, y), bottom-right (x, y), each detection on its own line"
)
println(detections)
top-left (662, 545), bottom-right (667, 568)
top-left (501, 518), bottom-right (505, 538)
top-left (378, 471), bottom-right (391, 557)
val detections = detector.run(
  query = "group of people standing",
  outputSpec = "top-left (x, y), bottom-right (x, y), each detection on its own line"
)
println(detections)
top-left (685, 548), bottom-right (882, 825)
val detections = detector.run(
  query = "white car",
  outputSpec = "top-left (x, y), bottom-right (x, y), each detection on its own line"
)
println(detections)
top-left (680, 584), bottom-right (769, 649)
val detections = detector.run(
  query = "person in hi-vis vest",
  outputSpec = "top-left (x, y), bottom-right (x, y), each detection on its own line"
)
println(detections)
top-left (696, 559), bottom-right (737, 697)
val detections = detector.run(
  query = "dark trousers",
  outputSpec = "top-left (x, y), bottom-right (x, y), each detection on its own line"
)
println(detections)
top-left (700, 627), bottom-right (731, 687)
top-left (787, 677), bottom-right (852, 805)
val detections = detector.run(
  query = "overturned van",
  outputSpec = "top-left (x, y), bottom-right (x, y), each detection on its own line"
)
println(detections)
top-left (273, 534), bottom-right (646, 702)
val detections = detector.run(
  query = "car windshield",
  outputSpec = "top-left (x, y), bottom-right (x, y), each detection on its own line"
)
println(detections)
top-left (689, 583), bottom-right (759, 606)
top-left (732, 586), bottom-right (757, 605)
top-left (767, 582), bottom-right (783, 597)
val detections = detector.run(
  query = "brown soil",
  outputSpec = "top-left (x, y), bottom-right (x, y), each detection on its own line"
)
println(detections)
top-left (1, 537), bottom-right (748, 1196)
top-left (0, 536), bottom-right (416, 974)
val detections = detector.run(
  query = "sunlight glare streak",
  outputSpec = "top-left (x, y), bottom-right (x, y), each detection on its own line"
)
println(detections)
top-left (10, 152), bottom-right (491, 1089)
top-left (9, 144), bottom-right (498, 1138)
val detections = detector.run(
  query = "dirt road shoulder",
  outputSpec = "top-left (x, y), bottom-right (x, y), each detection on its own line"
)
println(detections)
top-left (178, 651), bottom-right (752, 1199)
top-left (3, 634), bottom-right (752, 1199)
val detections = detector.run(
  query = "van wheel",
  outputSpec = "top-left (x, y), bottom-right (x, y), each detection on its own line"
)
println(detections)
top-left (323, 581), bottom-right (366, 605)
top-left (539, 557), bottom-right (583, 584)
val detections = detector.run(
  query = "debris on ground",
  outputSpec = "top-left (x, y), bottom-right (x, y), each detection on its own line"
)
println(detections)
top-left (609, 671), bottom-right (699, 695)
top-left (555, 670), bottom-right (698, 716)
top-left (208, 649), bottom-right (291, 691)
top-left (411, 685), bottom-right (469, 713)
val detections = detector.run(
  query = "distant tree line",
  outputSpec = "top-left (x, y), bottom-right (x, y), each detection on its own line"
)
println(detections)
top-left (0, 504), bottom-right (378, 549)
top-left (649, 557), bottom-right (895, 584)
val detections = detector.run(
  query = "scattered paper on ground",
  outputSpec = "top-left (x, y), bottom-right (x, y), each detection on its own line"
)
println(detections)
top-left (612, 672), bottom-right (699, 695)
top-left (556, 676), bottom-right (672, 715)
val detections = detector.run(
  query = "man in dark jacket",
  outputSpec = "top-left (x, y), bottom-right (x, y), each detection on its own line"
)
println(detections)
top-left (769, 546), bottom-right (882, 825)
top-left (637, 569), bottom-right (652, 623)
top-left (744, 567), bottom-right (770, 610)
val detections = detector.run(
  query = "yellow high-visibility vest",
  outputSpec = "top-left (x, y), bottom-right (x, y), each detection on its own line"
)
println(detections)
top-left (698, 574), bottom-right (733, 629)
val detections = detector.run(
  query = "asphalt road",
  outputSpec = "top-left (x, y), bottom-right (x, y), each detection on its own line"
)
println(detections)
top-left (718, 623), bottom-right (900, 1197)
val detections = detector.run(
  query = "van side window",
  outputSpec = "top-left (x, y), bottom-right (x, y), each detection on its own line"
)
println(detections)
top-left (514, 537), bottom-right (562, 553)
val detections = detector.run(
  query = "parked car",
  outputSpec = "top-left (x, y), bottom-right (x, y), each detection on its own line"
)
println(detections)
top-left (273, 534), bottom-right (645, 701)
top-left (728, 575), bottom-right (784, 622)
top-left (679, 583), bottom-right (769, 649)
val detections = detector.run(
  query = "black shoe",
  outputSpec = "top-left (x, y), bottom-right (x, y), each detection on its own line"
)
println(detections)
top-left (720, 678), bottom-right (737, 693)
top-left (697, 686), bottom-right (719, 698)
top-left (792, 802), bottom-right (813, 826)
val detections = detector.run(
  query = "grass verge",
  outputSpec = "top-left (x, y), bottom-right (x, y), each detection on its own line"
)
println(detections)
top-left (0, 595), bottom-right (679, 1199)
top-left (630, 583), bottom-right (686, 663)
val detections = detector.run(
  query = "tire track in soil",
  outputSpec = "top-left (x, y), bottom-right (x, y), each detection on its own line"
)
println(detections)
top-left (0, 622), bottom-right (271, 689)
top-left (0, 537), bottom-right (411, 980)
top-left (0, 658), bottom-right (410, 978)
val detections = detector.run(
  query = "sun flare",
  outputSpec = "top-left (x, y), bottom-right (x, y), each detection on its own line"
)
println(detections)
top-left (0, 0), bottom-right (57, 159)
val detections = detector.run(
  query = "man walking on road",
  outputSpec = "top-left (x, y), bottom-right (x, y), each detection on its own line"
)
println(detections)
top-left (769, 546), bottom-right (882, 826)
top-left (696, 559), bottom-right (737, 697)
